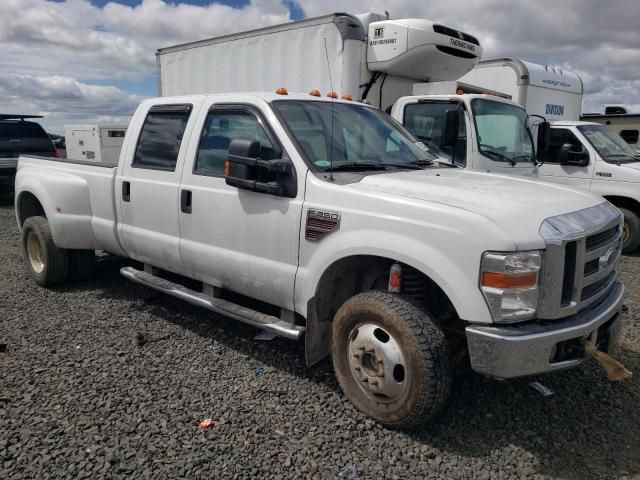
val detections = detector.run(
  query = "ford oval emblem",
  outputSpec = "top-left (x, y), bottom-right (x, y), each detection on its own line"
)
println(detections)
top-left (599, 248), bottom-right (616, 270)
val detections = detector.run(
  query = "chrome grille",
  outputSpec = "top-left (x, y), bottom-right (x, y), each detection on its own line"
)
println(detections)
top-left (538, 202), bottom-right (622, 320)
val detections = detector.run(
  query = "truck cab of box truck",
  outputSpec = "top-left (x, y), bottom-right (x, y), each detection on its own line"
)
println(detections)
top-left (391, 93), bottom-right (542, 177)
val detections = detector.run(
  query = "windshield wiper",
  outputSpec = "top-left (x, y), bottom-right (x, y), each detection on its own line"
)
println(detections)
top-left (482, 149), bottom-right (516, 166)
top-left (324, 162), bottom-right (387, 172)
top-left (604, 154), bottom-right (639, 164)
top-left (511, 154), bottom-right (536, 165)
top-left (378, 163), bottom-right (424, 170)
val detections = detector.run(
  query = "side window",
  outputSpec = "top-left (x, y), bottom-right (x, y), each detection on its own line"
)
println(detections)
top-left (404, 102), bottom-right (467, 166)
top-left (620, 129), bottom-right (639, 145)
top-left (195, 110), bottom-right (278, 175)
top-left (133, 105), bottom-right (191, 171)
top-left (545, 128), bottom-right (582, 164)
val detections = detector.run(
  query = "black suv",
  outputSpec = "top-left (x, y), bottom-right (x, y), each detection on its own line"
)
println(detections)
top-left (1, 114), bottom-right (58, 193)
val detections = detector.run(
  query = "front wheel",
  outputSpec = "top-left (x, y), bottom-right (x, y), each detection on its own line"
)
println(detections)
top-left (331, 291), bottom-right (451, 430)
top-left (21, 216), bottom-right (69, 287)
top-left (620, 208), bottom-right (640, 254)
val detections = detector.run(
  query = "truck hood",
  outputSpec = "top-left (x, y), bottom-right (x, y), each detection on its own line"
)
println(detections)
top-left (353, 168), bottom-right (605, 249)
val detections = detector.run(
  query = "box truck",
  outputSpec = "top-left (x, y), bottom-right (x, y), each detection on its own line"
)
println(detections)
top-left (64, 124), bottom-right (127, 166)
top-left (156, 13), bottom-right (640, 253)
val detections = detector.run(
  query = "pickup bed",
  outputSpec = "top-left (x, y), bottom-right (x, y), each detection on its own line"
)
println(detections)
top-left (15, 92), bottom-right (625, 429)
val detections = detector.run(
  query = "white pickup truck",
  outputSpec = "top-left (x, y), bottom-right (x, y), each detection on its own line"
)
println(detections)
top-left (15, 92), bottom-right (625, 429)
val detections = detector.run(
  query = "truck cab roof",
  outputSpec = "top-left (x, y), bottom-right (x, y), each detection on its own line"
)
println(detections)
top-left (551, 120), bottom-right (601, 127)
top-left (141, 91), bottom-right (361, 106)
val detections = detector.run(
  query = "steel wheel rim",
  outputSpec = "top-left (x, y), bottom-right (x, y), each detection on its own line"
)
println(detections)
top-left (347, 322), bottom-right (408, 403)
top-left (623, 222), bottom-right (631, 243)
top-left (26, 231), bottom-right (44, 274)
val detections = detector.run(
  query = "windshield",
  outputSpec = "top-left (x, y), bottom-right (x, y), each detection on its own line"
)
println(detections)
top-left (577, 124), bottom-right (640, 163)
top-left (272, 100), bottom-right (436, 171)
top-left (471, 99), bottom-right (534, 164)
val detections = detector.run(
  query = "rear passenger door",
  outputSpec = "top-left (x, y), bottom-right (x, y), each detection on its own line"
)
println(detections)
top-left (117, 102), bottom-right (200, 273)
top-left (178, 102), bottom-right (303, 311)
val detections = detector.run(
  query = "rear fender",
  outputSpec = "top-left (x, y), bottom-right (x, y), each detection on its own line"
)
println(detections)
top-left (16, 169), bottom-right (97, 249)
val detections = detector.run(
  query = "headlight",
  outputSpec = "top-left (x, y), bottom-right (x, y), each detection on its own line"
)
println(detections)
top-left (480, 251), bottom-right (541, 323)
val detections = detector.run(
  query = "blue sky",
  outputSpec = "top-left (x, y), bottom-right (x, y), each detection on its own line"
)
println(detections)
top-left (2, 0), bottom-right (639, 133)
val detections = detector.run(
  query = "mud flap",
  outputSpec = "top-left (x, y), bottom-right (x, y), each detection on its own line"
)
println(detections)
top-left (582, 339), bottom-right (632, 381)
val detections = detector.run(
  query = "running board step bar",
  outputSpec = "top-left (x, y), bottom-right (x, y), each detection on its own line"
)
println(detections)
top-left (120, 267), bottom-right (305, 341)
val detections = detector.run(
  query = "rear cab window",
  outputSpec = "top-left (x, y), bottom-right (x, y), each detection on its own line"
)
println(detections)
top-left (132, 104), bottom-right (192, 171)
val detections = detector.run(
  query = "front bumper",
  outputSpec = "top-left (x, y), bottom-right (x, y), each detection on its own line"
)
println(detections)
top-left (465, 280), bottom-right (624, 379)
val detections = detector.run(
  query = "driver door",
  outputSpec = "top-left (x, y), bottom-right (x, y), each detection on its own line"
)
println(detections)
top-left (537, 127), bottom-right (593, 189)
top-left (178, 101), bottom-right (304, 311)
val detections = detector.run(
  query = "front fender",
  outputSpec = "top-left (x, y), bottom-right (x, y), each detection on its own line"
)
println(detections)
top-left (295, 227), bottom-right (505, 325)
top-left (16, 167), bottom-right (97, 249)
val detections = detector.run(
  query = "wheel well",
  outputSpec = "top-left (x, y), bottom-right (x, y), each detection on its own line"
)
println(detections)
top-left (305, 255), bottom-right (461, 366)
top-left (17, 192), bottom-right (46, 226)
top-left (603, 196), bottom-right (640, 215)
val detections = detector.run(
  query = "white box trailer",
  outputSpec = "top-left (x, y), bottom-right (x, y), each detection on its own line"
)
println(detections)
top-left (454, 58), bottom-right (584, 121)
top-left (64, 125), bottom-right (127, 166)
top-left (156, 12), bottom-right (482, 111)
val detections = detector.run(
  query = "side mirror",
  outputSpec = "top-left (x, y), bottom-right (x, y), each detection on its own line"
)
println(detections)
top-left (537, 121), bottom-right (551, 157)
top-left (441, 109), bottom-right (458, 148)
top-left (225, 139), bottom-right (296, 197)
top-left (558, 143), bottom-right (589, 166)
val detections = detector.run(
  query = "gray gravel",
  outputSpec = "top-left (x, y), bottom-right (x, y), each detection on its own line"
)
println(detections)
top-left (1, 201), bottom-right (639, 479)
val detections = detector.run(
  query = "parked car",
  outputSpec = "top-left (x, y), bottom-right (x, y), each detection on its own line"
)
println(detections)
top-left (0, 114), bottom-right (58, 193)
top-left (15, 92), bottom-right (625, 429)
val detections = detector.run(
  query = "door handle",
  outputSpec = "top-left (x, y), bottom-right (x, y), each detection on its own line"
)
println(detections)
top-left (122, 181), bottom-right (130, 202)
top-left (180, 189), bottom-right (192, 214)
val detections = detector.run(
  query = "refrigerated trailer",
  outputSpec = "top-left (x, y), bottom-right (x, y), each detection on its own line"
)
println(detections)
top-left (156, 12), bottom-right (483, 110)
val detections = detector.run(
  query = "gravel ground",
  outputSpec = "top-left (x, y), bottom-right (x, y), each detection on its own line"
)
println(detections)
top-left (1, 202), bottom-right (639, 480)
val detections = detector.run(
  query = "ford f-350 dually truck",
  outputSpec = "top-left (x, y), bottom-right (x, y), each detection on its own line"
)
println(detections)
top-left (15, 92), bottom-right (625, 429)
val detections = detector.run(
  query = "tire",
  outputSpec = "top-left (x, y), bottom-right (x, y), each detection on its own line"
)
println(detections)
top-left (331, 290), bottom-right (451, 430)
top-left (21, 216), bottom-right (68, 287)
top-left (620, 208), bottom-right (640, 254)
top-left (68, 249), bottom-right (96, 281)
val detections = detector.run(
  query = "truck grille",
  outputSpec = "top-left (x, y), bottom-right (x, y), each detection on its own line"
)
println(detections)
top-left (538, 203), bottom-right (622, 320)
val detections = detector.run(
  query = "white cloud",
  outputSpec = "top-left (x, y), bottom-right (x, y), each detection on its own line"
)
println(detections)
top-left (0, 73), bottom-right (141, 133)
top-left (0, 0), bottom-right (294, 132)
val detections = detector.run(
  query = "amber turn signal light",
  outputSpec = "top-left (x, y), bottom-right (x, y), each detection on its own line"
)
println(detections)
top-left (481, 271), bottom-right (537, 289)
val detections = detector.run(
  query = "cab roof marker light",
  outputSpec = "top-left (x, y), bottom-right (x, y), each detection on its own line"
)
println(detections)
top-left (309, 89), bottom-right (321, 97)
top-left (276, 87), bottom-right (288, 95)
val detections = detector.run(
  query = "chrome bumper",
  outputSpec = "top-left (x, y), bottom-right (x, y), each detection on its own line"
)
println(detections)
top-left (465, 280), bottom-right (625, 379)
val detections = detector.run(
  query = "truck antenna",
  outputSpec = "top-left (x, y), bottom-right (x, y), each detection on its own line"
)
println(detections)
top-left (323, 37), bottom-right (335, 182)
